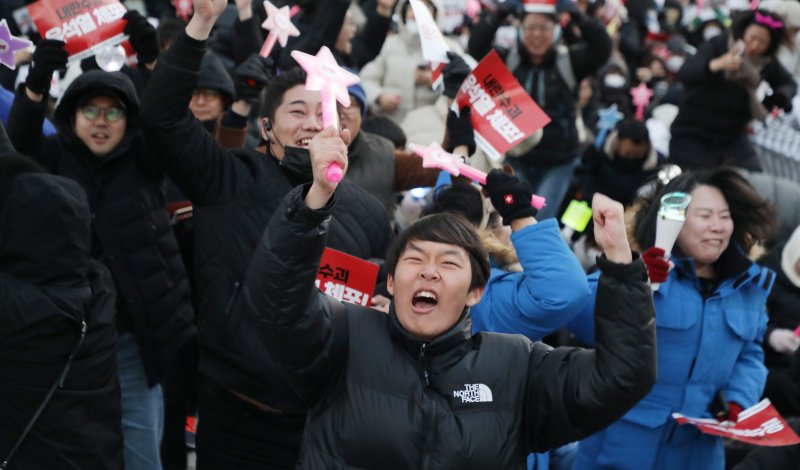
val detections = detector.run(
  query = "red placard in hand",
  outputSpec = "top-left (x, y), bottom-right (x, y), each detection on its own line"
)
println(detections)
top-left (673, 399), bottom-right (800, 447)
top-left (27, 0), bottom-right (127, 62)
top-left (315, 248), bottom-right (379, 307)
top-left (455, 50), bottom-right (551, 161)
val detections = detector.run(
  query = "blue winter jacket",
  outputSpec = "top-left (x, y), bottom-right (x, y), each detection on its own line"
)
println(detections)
top-left (568, 245), bottom-right (773, 469)
top-left (471, 219), bottom-right (591, 341)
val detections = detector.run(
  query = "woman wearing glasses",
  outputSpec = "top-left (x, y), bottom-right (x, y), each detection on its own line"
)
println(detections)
top-left (6, 44), bottom-right (196, 470)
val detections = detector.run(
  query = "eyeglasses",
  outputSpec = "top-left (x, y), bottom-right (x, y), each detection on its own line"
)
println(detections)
top-left (523, 23), bottom-right (555, 33)
top-left (80, 105), bottom-right (126, 122)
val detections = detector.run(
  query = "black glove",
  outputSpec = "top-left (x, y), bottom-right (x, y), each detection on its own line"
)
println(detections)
top-left (557, 0), bottom-right (581, 15)
top-left (494, 0), bottom-right (521, 20)
top-left (234, 54), bottom-right (274, 103)
top-left (763, 93), bottom-right (792, 113)
top-left (486, 169), bottom-right (537, 225)
top-left (26, 39), bottom-right (68, 95)
top-left (124, 10), bottom-right (159, 64)
top-left (442, 52), bottom-right (471, 99)
top-left (445, 107), bottom-right (476, 156)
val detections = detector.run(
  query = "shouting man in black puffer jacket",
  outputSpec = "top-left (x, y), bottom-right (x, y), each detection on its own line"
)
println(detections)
top-left (226, 101), bottom-right (657, 468)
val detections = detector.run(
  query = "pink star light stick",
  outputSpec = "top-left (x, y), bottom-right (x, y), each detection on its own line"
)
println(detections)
top-left (261, 1), bottom-right (301, 58)
top-left (408, 142), bottom-right (546, 210)
top-left (630, 83), bottom-right (654, 121)
top-left (291, 46), bottom-right (360, 182)
top-left (0, 19), bottom-right (32, 70)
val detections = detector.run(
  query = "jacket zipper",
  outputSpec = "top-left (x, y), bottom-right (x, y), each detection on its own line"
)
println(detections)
top-left (419, 342), bottom-right (435, 469)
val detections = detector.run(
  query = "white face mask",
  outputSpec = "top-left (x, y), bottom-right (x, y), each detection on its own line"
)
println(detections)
top-left (666, 55), bottom-right (685, 73)
top-left (703, 26), bottom-right (722, 42)
top-left (405, 20), bottom-right (418, 36)
top-left (604, 73), bottom-right (626, 89)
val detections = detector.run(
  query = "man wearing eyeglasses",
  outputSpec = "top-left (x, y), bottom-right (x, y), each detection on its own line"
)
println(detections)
top-left (6, 38), bottom-right (196, 470)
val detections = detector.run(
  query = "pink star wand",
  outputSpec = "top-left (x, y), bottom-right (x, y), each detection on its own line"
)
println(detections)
top-left (630, 83), bottom-right (654, 121)
top-left (409, 142), bottom-right (546, 210)
top-left (260, 1), bottom-right (300, 58)
top-left (291, 46), bottom-right (360, 182)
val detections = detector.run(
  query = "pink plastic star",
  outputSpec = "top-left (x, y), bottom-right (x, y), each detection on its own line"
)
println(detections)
top-left (260, 1), bottom-right (300, 57)
top-left (408, 142), bottom-right (462, 176)
top-left (291, 46), bottom-right (360, 182)
top-left (172, 0), bottom-right (193, 21)
top-left (630, 83), bottom-right (654, 121)
top-left (0, 19), bottom-right (32, 70)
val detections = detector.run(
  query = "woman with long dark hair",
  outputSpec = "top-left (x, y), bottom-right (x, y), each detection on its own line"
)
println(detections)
top-left (571, 167), bottom-right (778, 469)
top-left (670, 9), bottom-right (797, 171)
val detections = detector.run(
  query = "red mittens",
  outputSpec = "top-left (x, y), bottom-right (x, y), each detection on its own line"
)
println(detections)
top-left (642, 247), bottom-right (670, 284)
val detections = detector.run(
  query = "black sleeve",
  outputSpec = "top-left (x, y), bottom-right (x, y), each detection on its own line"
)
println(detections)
top-left (525, 255), bottom-right (657, 451)
top-left (234, 16), bottom-right (264, 66)
top-left (677, 36), bottom-right (726, 88)
top-left (468, 11), bottom-right (502, 61)
top-left (6, 85), bottom-right (50, 167)
top-left (278, 0), bottom-right (350, 69)
top-left (233, 184), bottom-right (349, 406)
top-left (139, 32), bottom-right (246, 205)
top-left (762, 60), bottom-right (797, 107)
top-left (568, 17), bottom-right (613, 81)
top-left (349, 8), bottom-right (392, 69)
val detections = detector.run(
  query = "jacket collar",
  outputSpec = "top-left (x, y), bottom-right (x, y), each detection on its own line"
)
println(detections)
top-left (664, 243), bottom-right (759, 296)
top-left (388, 302), bottom-right (473, 364)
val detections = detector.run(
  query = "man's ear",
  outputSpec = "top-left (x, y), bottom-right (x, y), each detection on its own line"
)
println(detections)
top-left (465, 286), bottom-right (484, 307)
top-left (261, 117), bottom-right (271, 141)
top-left (386, 273), bottom-right (394, 296)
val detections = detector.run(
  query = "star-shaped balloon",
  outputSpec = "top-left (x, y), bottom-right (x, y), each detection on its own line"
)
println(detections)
top-left (408, 142), bottom-right (462, 176)
top-left (172, 0), bottom-right (193, 21)
top-left (0, 19), bottom-right (32, 70)
top-left (595, 104), bottom-right (624, 149)
top-left (260, 1), bottom-right (300, 57)
top-left (630, 83), bottom-right (654, 121)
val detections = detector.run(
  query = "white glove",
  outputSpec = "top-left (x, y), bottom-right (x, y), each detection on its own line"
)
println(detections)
top-left (768, 328), bottom-right (800, 355)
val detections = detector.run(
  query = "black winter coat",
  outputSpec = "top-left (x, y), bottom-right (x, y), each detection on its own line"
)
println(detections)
top-left (469, 13), bottom-right (612, 167)
top-left (671, 33), bottom-right (797, 149)
top-left (7, 71), bottom-right (196, 386)
top-left (230, 184), bottom-right (657, 469)
top-left (139, 33), bottom-right (394, 404)
top-left (759, 249), bottom-right (800, 369)
top-left (0, 171), bottom-right (122, 469)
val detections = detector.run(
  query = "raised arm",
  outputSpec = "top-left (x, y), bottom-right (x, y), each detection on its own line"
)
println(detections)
top-left (567, 11), bottom-right (613, 81)
top-left (139, 0), bottom-right (246, 204)
top-left (525, 194), bottom-right (656, 451)
top-left (232, 126), bottom-right (352, 405)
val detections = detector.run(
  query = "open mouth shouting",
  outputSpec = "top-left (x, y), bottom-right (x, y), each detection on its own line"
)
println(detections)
top-left (411, 289), bottom-right (438, 314)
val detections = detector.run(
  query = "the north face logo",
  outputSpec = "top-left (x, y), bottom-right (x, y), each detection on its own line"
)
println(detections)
top-left (453, 384), bottom-right (493, 403)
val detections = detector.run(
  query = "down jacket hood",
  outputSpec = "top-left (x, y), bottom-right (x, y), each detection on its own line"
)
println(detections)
top-left (54, 70), bottom-right (140, 133)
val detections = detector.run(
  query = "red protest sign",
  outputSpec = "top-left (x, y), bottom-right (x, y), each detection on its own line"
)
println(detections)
top-left (455, 50), bottom-right (550, 161)
top-left (27, 0), bottom-right (127, 62)
top-left (315, 248), bottom-right (379, 307)
top-left (673, 399), bottom-right (800, 447)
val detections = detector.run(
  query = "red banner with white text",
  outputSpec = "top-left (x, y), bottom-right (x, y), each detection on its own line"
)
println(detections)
top-left (315, 248), bottom-right (379, 307)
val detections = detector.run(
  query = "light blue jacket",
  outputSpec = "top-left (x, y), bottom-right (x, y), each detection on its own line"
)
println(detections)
top-left (569, 246), bottom-right (773, 469)
top-left (471, 219), bottom-right (591, 342)
top-left (471, 219), bottom-right (591, 470)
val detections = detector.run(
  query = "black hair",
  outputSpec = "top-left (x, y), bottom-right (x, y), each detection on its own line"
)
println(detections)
top-left (731, 9), bottom-right (785, 58)
top-left (633, 167), bottom-right (777, 252)
top-left (616, 118), bottom-right (650, 145)
top-left (385, 212), bottom-right (491, 291)
top-left (157, 18), bottom-right (185, 50)
top-left (361, 116), bottom-right (407, 150)
top-left (401, 0), bottom-right (438, 23)
top-left (260, 67), bottom-right (307, 121)
top-left (422, 178), bottom-right (485, 228)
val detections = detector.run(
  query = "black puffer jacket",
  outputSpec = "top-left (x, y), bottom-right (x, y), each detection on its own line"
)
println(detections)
top-left (468, 13), bottom-right (612, 167)
top-left (7, 71), bottom-right (196, 386)
top-left (759, 248), bottom-right (800, 369)
top-left (229, 184), bottom-right (656, 469)
top-left (139, 33), bottom-right (394, 404)
top-left (0, 167), bottom-right (122, 469)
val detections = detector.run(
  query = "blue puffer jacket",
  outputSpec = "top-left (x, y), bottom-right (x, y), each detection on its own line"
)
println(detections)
top-left (471, 219), bottom-right (591, 470)
top-left (568, 245), bottom-right (774, 470)
top-left (471, 219), bottom-right (591, 341)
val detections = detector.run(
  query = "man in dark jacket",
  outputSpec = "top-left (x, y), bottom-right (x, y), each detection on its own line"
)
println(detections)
top-left (139, 2), bottom-right (394, 467)
top-left (0, 146), bottom-right (122, 469)
top-left (7, 43), bottom-right (196, 470)
top-left (468, 0), bottom-right (612, 219)
top-left (227, 111), bottom-right (657, 468)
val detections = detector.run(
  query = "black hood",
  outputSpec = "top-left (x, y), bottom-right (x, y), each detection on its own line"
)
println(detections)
top-left (54, 70), bottom-right (140, 133)
top-left (0, 172), bottom-right (91, 288)
top-left (198, 52), bottom-right (235, 102)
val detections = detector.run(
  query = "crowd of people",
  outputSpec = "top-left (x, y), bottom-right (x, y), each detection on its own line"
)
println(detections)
top-left (2, 0), bottom-right (800, 468)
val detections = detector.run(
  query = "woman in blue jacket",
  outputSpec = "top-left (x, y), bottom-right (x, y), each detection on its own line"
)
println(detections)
top-left (570, 167), bottom-right (778, 469)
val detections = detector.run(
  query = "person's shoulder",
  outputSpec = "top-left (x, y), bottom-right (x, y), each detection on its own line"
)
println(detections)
top-left (474, 330), bottom-right (534, 352)
top-left (357, 131), bottom-right (394, 156)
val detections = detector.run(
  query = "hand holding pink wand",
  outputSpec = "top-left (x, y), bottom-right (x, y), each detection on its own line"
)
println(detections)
top-left (291, 47), bottom-right (361, 182)
top-left (260, 1), bottom-right (301, 58)
top-left (409, 142), bottom-right (546, 210)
